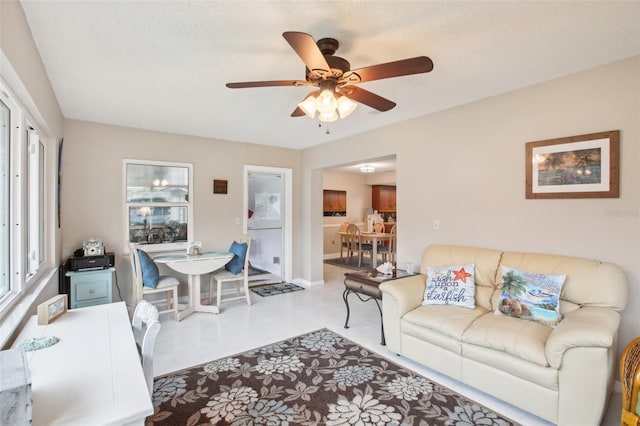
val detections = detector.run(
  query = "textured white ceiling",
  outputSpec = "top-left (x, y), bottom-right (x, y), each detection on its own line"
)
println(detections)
top-left (19, 1), bottom-right (640, 150)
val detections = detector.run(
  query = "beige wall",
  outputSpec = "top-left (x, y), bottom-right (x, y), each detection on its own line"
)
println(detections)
top-left (364, 171), bottom-right (396, 186)
top-left (61, 119), bottom-right (301, 304)
top-left (0, 1), bottom-right (64, 138)
top-left (302, 56), bottom-right (640, 356)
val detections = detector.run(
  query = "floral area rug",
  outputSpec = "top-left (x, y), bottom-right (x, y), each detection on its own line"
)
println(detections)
top-left (146, 329), bottom-right (519, 425)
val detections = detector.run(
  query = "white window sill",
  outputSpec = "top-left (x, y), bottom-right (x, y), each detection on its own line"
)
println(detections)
top-left (0, 267), bottom-right (57, 348)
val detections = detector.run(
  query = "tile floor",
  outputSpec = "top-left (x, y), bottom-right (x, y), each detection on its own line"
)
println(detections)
top-left (154, 263), bottom-right (621, 426)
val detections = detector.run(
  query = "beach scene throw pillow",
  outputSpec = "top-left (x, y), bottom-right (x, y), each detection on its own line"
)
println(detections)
top-left (495, 266), bottom-right (566, 327)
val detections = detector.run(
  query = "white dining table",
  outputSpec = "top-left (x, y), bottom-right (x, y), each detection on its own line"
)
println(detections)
top-left (361, 232), bottom-right (392, 268)
top-left (11, 302), bottom-right (153, 425)
top-left (154, 251), bottom-right (233, 319)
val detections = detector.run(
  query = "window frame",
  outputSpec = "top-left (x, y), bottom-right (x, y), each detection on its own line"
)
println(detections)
top-left (123, 159), bottom-right (193, 253)
top-left (27, 126), bottom-right (45, 277)
top-left (0, 79), bottom-right (49, 316)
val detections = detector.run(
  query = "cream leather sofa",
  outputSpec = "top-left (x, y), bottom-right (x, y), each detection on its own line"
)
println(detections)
top-left (379, 244), bottom-right (627, 425)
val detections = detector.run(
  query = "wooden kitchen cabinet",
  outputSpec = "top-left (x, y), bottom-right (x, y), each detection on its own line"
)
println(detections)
top-left (372, 185), bottom-right (396, 212)
top-left (323, 190), bottom-right (347, 215)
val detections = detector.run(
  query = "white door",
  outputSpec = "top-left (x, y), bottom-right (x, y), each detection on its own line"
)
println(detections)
top-left (244, 166), bottom-right (292, 284)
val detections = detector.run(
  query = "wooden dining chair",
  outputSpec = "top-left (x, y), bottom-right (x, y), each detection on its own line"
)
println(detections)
top-left (339, 222), bottom-right (350, 262)
top-left (132, 300), bottom-right (161, 396)
top-left (621, 336), bottom-right (640, 425)
top-left (378, 224), bottom-right (397, 264)
top-left (209, 235), bottom-right (253, 309)
top-left (372, 222), bottom-right (385, 233)
top-left (345, 223), bottom-right (360, 265)
top-left (130, 243), bottom-right (180, 320)
top-left (371, 222), bottom-right (386, 250)
top-left (346, 223), bottom-right (373, 267)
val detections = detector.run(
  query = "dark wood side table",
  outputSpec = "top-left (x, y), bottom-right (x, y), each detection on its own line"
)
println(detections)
top-left (343, 269), bottom-right (413, 345)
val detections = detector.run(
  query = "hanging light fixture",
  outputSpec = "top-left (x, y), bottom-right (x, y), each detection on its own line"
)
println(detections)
top-left (360, 164), bottom-right (375, 173)
top-left (316, 81), bottom-right (337, 113)
top-left (297, 91), bottom-right (319, 118)
top-left (297, 80), bottom-right (357, 123)
top-left (336, 94), bottom-right (357, 118)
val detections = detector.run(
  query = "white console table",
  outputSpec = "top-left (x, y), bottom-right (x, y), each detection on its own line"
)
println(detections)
top-left (12, 301), bottom-right (153, 425)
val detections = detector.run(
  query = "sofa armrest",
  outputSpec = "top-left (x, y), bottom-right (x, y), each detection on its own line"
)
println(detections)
top-left (379, 274), bottom-right (426, 353)
top-left (545, 306), bottom-right (620, 369)
top-left (379, 274), bottom-right (426, 317)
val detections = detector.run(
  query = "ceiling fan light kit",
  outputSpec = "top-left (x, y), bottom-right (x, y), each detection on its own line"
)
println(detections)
top-left (298, 85), bottom-right (358, 121)
top-left (336, 95), bottom-right (358, 119)
top-left (226, 31), bottom-right (433, 131)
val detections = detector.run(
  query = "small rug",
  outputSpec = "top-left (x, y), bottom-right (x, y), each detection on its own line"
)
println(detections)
top-left (324, 257), bottom-right (374, 272)
top-left (250, 282), bottom-right (305, 297)
top-left (146, 329), bottom-right (518, 425)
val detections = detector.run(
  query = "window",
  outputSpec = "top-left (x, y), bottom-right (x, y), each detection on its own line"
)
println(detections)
top-left (0, 98), bottom-right (10, 300)
top-left (124, 160), bottom-right (193, 251)
top-left (27, 127), bottom-right (45, 277)
top-left (0, 80), bottom-right (48, 312)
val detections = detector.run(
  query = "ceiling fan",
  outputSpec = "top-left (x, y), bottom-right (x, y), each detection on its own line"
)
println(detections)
top-left (226, 31), bottom-right (434, 125)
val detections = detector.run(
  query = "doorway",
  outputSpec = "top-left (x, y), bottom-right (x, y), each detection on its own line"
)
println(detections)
top-left (243, 165), bottom-right (293, 285)
top-left (321, 156), bottom-right (396, 266)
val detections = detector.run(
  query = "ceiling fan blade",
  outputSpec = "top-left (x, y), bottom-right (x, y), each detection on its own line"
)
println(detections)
top-left (282, 31), bottom-right (330, 72)
top-left (226, 80), bottom-right (301, 89)
top-left (291, 107), bottom-right (306, 117)
top-left (343, 86), bottom-right (396, 111)
top-left (344, 56), bottom-right (433, 84)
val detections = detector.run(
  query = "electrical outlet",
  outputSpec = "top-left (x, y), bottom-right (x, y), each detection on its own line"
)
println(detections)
top-left (273, 256), bottom-right (280, 264)
top-left (433, 219), bottom-right (440, 231)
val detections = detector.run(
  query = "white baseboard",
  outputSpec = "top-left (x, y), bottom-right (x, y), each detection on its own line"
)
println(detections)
top-left (323, 252), bottom-right (341, 260)
top-left (293, 278), bottom-right (324, 288)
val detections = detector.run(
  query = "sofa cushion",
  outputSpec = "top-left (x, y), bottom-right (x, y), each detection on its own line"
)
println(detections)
top-left (495, 266), bottom-right (565, 327)
top-left (462, 342), bottom-right (559, 390)
top-left (463, 313), bottom-right (552, 367)
top-left (403, 304), bottom-right (488, 342)
top-left (421, 245), bottom-right (502, 310)
top-left (423, 264), bottom-right (475, 308)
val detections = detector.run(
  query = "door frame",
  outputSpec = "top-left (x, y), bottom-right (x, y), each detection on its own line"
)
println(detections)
top-left (243, 165), bottom-right (293, 283)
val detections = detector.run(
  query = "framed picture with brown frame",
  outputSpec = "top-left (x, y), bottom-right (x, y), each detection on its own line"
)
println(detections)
top-left (525, 130), bottom-right (620, 199)
top-left (213, 179), bottom-right (228, 194)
